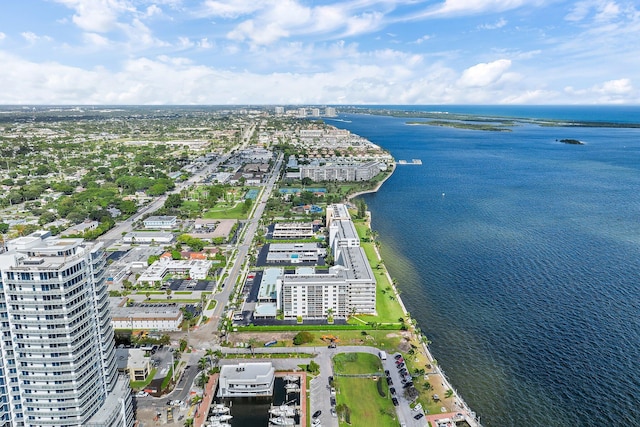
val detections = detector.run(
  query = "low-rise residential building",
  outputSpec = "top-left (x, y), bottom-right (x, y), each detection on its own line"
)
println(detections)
top-left (218, 363), bottom-right (275, 398)
top-left (110, 298), bottom-right (183, 331)
top-left (266, 243), bottom-right (325, 264)
top-left (273, 222), bottom-right (315, 239)
top-left (137, 258), bottom-right (213, 285)
top-left (116, 348), bottom-right (151, 382)
top-left (300, 160), bottom-right (385, 182)
top-left (143, 215), bottom-right (177, 229)
top-left (123, 231), bottom-right (174, 244)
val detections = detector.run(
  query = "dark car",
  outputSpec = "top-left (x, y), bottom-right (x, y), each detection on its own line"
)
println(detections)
top-left (384, 370), bottom-right (390, 376)
top-left (396, 363), bottom-right (405, 369)
top-left (399, 369), bottom-right (407, 375)
top-left (394, 354), bottom-right (403, 360)
top-left (312, 410), bottom-right (322, 418)
top-left (389, 387), bottom-right (396, 395)
top-left (414, 413), bottom-right (424, 420)
top-left (403, 381), bottom-right (414, 389)
top-left (386, 377), bottom-right (393, 385)
top-left (391, 397), bottom-right (399, 406)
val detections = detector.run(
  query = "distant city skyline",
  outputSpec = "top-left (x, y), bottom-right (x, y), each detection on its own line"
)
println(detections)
top-left (0, 0), bottom-right (638, 105)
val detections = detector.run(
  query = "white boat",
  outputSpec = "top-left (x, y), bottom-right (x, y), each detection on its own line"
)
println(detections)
top-left (284, 383), bottom-right (299, 390)
top-left (211, 403), bottom-right (231, 415)
top-left (270, 416), bottom-right (295, 426)
top-left (269, 404), bottom-right (296, 417)
top-left (207, 420), bottom-right (231, 427)
top-left (210, 414), bottom-right (233, 422)
top-left (283, 375), bottom-right (299, 383)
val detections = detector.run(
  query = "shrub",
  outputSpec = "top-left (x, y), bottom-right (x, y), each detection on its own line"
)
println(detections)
top-left (292, 331), bottom-right (314, 345)
top-left (376, 377), bottom-right (386, 397)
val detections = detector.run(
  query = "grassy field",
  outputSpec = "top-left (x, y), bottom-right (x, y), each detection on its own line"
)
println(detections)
top-left (333, 353), bottom-right (397, 427)
top-left (203, 202), bottom-right (248, 219)
top-left (333, 352), bottom-right (383, 375)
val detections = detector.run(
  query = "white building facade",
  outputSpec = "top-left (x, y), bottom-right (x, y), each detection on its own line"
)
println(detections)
top-left (0, 232), bottom-right (134, 427)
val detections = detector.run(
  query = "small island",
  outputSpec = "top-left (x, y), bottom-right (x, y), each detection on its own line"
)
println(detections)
top-left (559, 138), bottom-right (584, 145)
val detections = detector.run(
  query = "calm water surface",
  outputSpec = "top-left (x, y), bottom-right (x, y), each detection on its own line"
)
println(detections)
top-left (330, 108), bottom-right (640, 427)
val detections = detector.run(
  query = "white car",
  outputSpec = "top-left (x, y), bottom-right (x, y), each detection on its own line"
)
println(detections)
top-left (136, 391), bottom-right (148, 398)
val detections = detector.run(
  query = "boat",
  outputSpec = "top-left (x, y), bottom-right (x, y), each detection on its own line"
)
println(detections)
top-left (210, 403), bottom-right (231, 415)
top-left (269, 416), bottom-right (295, 426)
top-left (282, 375), bottom-right (299, 382)
top-left (269, 404), bottom-right (297, 417)
top-left (207, 420), bottom-right (231, 427)
top-left (284, 383), bottom-right (299, 390)
top-left (210, 414), bottom-right (233, 422)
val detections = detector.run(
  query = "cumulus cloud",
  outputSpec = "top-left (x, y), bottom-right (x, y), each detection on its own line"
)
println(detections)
top-left (478, 17), bottom-right (507, 29)
top-left (83, 32), bottom-right (111, 47)
top-left (53, 0), bottom-right (132, 33)
top-left (21, 32), bottom-right (53, 44)
top-left (0, 32), bottom-right (6, 41)
top-left (564, 78), bottom-right (635, 103)
top-left (458, 59), bottom-right (512, 87)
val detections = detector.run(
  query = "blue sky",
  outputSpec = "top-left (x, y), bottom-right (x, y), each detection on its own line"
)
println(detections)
top-left (0, 0), bottom-right (638, 104)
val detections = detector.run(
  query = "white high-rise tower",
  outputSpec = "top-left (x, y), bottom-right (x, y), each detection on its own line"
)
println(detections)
top-left (0, 231), bottom-right (134, 427)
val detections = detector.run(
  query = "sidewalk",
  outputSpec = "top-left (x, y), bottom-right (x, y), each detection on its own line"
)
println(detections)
top-left (193, 373), bottom-right (218, 427)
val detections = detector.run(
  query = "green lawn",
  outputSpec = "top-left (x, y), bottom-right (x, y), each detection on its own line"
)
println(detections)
top-left (333, 352), bottom-right (382, 375)
top-left (130, 368), bottom-right (157, 390)
top-left (203, 202), bottom-right (248, 219)
top-left (334, 376), bottom-right (397, 427)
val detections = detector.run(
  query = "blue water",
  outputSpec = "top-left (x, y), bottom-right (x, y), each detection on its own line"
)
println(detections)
top-left (331, 108), bottom-right (640, 427)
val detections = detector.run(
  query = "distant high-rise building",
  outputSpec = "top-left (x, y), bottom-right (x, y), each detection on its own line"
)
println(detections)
top-left (274, 106), bottom-right (285, 115)
top-left (310, 108), bottom-right (320, 117)
top-left (0, 231), bottom-right (134, 427)
top-left (325, 107), bottom-right (337, 117)
top-left (297, 108), bottom-right (307, 117)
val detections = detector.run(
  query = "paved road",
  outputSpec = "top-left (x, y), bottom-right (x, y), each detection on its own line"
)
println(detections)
top-left (203, 152), bottom-right (283, 334)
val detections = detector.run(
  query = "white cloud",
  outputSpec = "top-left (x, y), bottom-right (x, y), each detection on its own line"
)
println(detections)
top-left (564, 78), bottom-right (636, 103)
top-left (478, 17), bottom-right (507, 30)
top-left (202, 0), bottom-right (265, 18)
top-left (198, 38), bottom-right (214, 49)
top-left (145, 4), bottom-right (163, 18)
top-left (83, 32), bottom-right (111, 47)
top-left (457, 59), bottom-right (512, 87)
top-left (565, 0), bottom-right (622, 22)
top-left (21, 32), bottom-right (53, 44)
top-left (0, 32), bottom-right (6, 41)
top-left (53, 0), bottom-right (133, 33)
top-left (413, 35), bottom-right (431, 44)
top-left (411, 0), bottom-right (533, 19)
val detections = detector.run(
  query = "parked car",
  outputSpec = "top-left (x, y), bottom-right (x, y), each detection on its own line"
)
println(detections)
top-left (414, 413), bottom-right (424, 420)
top-left (396, 363), bottom-right (405, 369)
top-left (386, 377), bottom-right (393, 385)
top-left (394, 354), bottom-right (403, 360)
top-left (312, 410), bottom-right (322, 418)
top-left (392, 397), bottom-right (399, 406)
top-left (403, 382), bottom-right (414, 389)
top-left (395, 358), bottom-right (404, 364)
top-left (390, 387), bottom-right (396, 395)
top-left (136, 391), bottom-right (148, 398)
top-left (384, 370), bottom-right (390, 376)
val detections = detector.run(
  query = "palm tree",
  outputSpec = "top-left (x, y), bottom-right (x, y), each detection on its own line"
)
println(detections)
top-left (247, 337), bottom-right (258, 355)
top-left (198, 357), bottom-right (208, 371)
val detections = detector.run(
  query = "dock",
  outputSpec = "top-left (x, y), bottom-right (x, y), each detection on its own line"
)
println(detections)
top-left (397, 159), bottom-right (422, 165)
